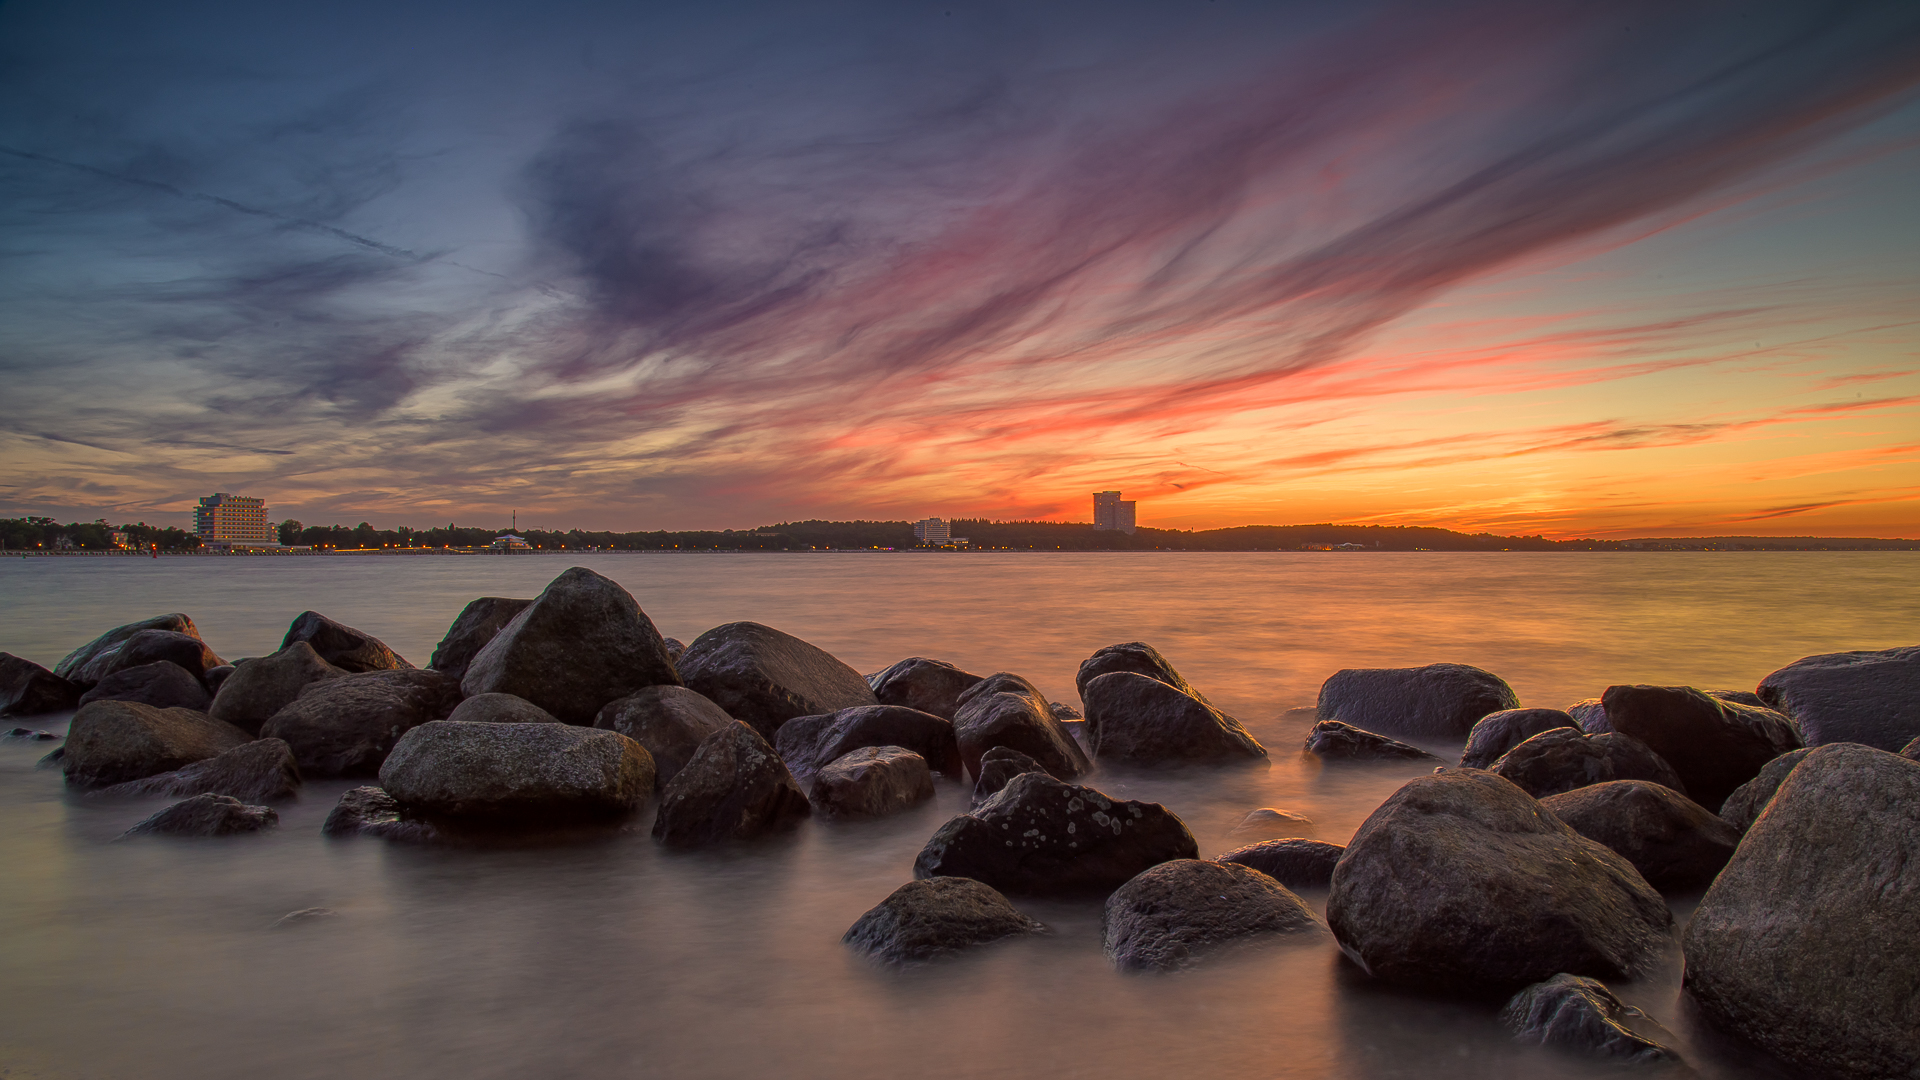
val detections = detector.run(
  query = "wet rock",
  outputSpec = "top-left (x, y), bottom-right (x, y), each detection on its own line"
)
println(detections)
top-left (209, 642), bottom-right (347, 735)
top-left (970, 745), bottom-right (1045, 807)
top-left (5, 727), bottom-right (61, 741)
top-left (1217, 838), bottom-right (1345, 889)
top-left (1540, 780), bottom-right (1737, 891)
top-left (809, 745), bottom-right (935, 819)
top-left (1502, 974), bottom-right (1680, 1064)
top-left (0, 653), bottom-right (80, 716)
top-left (77, 662), bottom-right (211, 711)
top-left (1075, 642), bottom-right (1207, 704)
top-left (62, 700), bottom-right (252, 788)
top-left (676, 621), bottom-right (874, 741)
top-left (1082, 671), bottom-right (1266, 766)
top-left (94, 738), bottom-right (301, 803)
top-left (1600, 684), bottom-right (1802, 811)
top-left (54, 613), bottom-right (202, 689)
top-left (1303, 720), bottom-right (1439, 762)
top-left (843, 877), bottom-right (1044, 964)
top-left (1104, 859), bottom-right (1320, 971)
top-left (661, 637), bottom-right (686, 665)
top-left (99, 629), bottom-right (224, 683)
top-left (651, 722), bottom-right (810, 848)
top-left (1757, 644), bottom-right (1920, 752)
top-left (1315, 663), bottom-right (1519, 738)
top-left (596, 685), bottom-right (737, 789)
top-left (446, 693), bottom-right (561, 725)
top-left (1049, 702), bottom-right (1081, 721)
top-left (427, 597), bottom-right (532, 681)
top-left (1684, 744), bottom-right (1920, 1079)
top-left (951, 673), bottom-right (1091, 781)
top-left (202, 664), bottom-right (235, 692)
top-left (1567, 698), bottom-right (1609, 733)
top-left (1491, 727), bottom-right (1686, 799)
top-left (321, 786), bottom-right (440, 842)
top-left (1709, 689), bottom-right (1766, 708)
top-left (1716, 748), bottom-right (1814, 832)
top-left (868, 657), bottom-right (985, 720)
top-left (777, 704), bottom-right (962, 784)
top-left (1326, 769), bottom-right (1671, 989)
top-left (379, 721), bottom-right (652, 823)
top-left (1460, 708), bottom-right (1577, 769)
top-left (1902, 735), bottom-right (1920, 761)
top-left (36, 747), bottom-right (65, 767)
top-left (281, 611), bottom-right (412, 673)
top-left (260, 669), bottom-right (462, 777)
top-left (121, 793), bottom-right (278, 837)
top-left (913, 772), bottom-right (1198, 895)
top-left (1229, 807), bottom-right (1313, 837)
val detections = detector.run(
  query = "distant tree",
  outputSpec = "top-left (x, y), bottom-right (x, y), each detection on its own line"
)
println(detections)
top-left (277, 519), bottom-right (304, 545)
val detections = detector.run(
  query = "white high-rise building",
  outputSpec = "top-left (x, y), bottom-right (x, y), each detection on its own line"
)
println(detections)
top-left (914, 518), bottom-right (951, 542)
top-left (193, 493), bottom-right (272, 543)
top-left (1093, 491), bottom-right (1137, 534)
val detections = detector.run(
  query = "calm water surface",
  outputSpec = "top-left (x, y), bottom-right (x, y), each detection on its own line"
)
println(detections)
top-left (2, 552), bottom-right (1914, 1079)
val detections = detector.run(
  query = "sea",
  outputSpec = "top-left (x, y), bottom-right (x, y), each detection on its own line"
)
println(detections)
top-left (2, 551), bottom-right (1914, 1080)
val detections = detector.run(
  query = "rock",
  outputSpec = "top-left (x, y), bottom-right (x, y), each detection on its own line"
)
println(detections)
top-left (121, 793), bottom-right (278, 837)
top-left (661, 637), bottom-right (686, 665)
top-left (379, 721), bottom-right (652, 823)
top-left (809, 746), bottom-right (935, 819)
top-left (1709, 689), bottom-right (1766, 708)
top-left (260, 669), bottom-right (461, 777)
top-left (208, 642), bottom-right (347, 735)
top-left (1502, 974), bottom-right (1680, 1064)
top-left (1104, 859), bottom-right (1320, 971)
top-left (463, 567), bottom-right (680, 726)
top-left (1082, 671), bottom-right (1266, 766)
top-left (62, 700), bottom-right (253, 788)
top-left (1303, 720), bottom-right (1439, 762)
top-left (427, 597), bottom-right (532, 681)
top-left (1460, 708), bottom-right (1577, 769)
top-left (1902, 736), bottom-right (1920, 761)
top-left (1315, 663), bottom-right (1519, 738)
top-left (0, 653), bottom-right (80, 716)
top-left (1683, 744), bottom-right (1920, 1079)
top-left (950, 673), bottom-right (1091, 781)
top-left (775, 705), bottom-right (962, 784)
top-left (445, 693), bottom-right (561, 725)
top-left (5, 727), bottom-right (60, 741)
top-left (595, 686), bottom-right (736, 789)
top-left (93, 738), bottom-right (301, 803)
top-left (281, 611), bottom-right (412, 673)
top-left (1540, 780), bottom-right (1738, 891)
top-left (1074, 642), bottom-right (1207, 704)
top-left (76, 662), bottom-right (210, 711)
top-left (321, 786), bottom-right (440, 842)
top-left (843, 877), bottom-right (1044, 964)
top-left (1217, 838), bottom-right (1345, 889)
top-left (1567, 698), bottom-right (1609, 733)
top-left (1490, 727), bottom-right (1686, 799)
top-left (912, 772), bottom-right (1197, 895)
top-left (676, 621), bottom-right (874, 741)
top-left (1717, 748), bottom-right (1814, 831)
top-left (1326, 769), bottom-right (1671, 989)
top-left (271, 908), bottom-right (337, 929)
top-left (36, 747), bottom-right (65, 767)
top-left (1049, 702), bottom-right (1082, 721)
top-left (1229, 807), bottom-right (1313, 837)
top-left (53, 613), bottom-right (202, 688)
top-left (971, 745), bottom-right (1045, 807)
top-left (202, 664), bottom-right (235, 692)
top-left (1600, 684), bottom-right (1802, 811)
top-left (868, 657), bottom-right (985, 720)
top-left (651, 722), bottom-right (810, 847)
top-left (98, 629), bottom-right (224, 683)
top-left (1757, 644), bottom-right (1920, 752)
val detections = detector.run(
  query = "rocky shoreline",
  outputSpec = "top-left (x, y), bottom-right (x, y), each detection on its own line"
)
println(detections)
top-left (3, 565), bottom-right (1917, 1076)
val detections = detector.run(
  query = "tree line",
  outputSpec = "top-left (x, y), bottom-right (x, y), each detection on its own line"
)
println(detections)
top-left (0, 517), bottom-right (203, 551)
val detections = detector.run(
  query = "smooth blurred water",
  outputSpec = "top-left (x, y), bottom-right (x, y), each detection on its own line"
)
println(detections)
top-left (1, 551), bottom-right (1913, 1080)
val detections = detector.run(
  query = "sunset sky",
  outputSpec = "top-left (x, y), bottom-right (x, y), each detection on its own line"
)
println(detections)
top-left (2, 0), bottom-right (1917, 537)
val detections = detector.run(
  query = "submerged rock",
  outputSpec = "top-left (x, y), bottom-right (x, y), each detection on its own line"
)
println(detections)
top-left (1502, 974), bottom-right (1679, 1064)
top-left (843, 877), bottom-right (1044, 964)
top-left (427, 597), bottom-right (532, 682)
top-left (281, 611), bottom-right (412, 673)
top-left (1540, 780), bottom-right (1737, 891)
top-left (595, 685), bottom-right (736, 788)
top-left (1104, 859), bottom-right (1320, 971)
top-left (62, 700), bottom-right (252, 788)
top-left (76, 661), bottom-right (210, 712)
top-left (1757, 644), bottom-right (1920, 752)
top-left (322, 786), bottom-right (441, 843)
top-left (379, 721), bottom-right (653, 823)
top-left (1460, 708), bottom-right (1577, 769)
top-left (868, 657), bottom-right (985, 720)
top-left (446, 693), bottom-right (561, 725)
top-left (1082, 671), bottom-right (1266, 766)
top-left (676, 621), bottom-right (875, 741)
top-left (809, 745), bottom-right (935, 819)
top-left (1600, 684), bottom-right (1801, 810)
top-left (1315, 663), bottom-right (1519, 738)
top-left (777, 705), bottom-right (962, 784)
top-left (1490, 727), bottom-right (1686, 799)
top-left (1716, 748), bottom-right (1814, 832)
top-left (970, 745), bottom-right (1045, 807)
top-left (651, 722), bottom-right (810, 848)
top-left (1074, 642), bottom-right (1207, 704)
top-left (1229, 807), bottom-right (1313, 837)
top-left (209, 642), bottom-right (347, 735)
top-left (1217, 838), bottom-right (1345, 890)
top-left (94, 738), bottom-right (301, 803)
top-left (951, 673), bottom-right (1091, 781)
top-left (260, 669), bottom-right (462, 777)
top-left (0, 652), bottom-right (79, 716)
top-left (121, 793), bottom-right (278, 838)
top-left (1303, 720), bottom-right (1439, 762)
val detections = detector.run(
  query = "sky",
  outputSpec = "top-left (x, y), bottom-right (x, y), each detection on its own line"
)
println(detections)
top-left (2, 0), bottom-right (1917, 538)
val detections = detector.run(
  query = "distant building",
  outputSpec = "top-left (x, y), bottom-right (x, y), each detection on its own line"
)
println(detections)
top-left (110, 531), bottom-right (130, 549)
top-left (194, 493), bottom-right (274, 544)
top-left (491, 533), bottom-right (532, 551)
top-left (914, 518), bottom-right (951, 542)
top-left (1092, 491), bottom-right (1137, 534)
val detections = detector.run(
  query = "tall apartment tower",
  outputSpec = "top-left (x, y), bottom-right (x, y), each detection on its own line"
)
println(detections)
top-left (913, 518), bottom-right (951, 542)
top-left (193, 492), bottom-right (272, 542)
top-left (1092, 491), bottom-right (1137, 534)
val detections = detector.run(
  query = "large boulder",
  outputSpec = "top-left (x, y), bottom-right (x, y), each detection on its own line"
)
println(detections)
top-left (843, 877), bottom-right (1044, 964)
top-left (0, 653), bottom-right (79, 716)
top-left (379, 721), bottom-right (653, 823)
top-left (203, 665), bottom-right (235, 693)
top-left (1104, 859), bottom-right (1320, 971)
top-left (462, 568), bottom-right (680, 725)
top-left (121, 794), bottom-right (277, 838)
top-left (971, 745), bottom-right (1045, 807)
top-left (321, 786), bottom-right (440, 843)
top-left (950, 673), bottom-right (1091, 781)
top-left (427, 597), bottom-right (532, 681)
top-left (98, 629), bottom-right (224, 683)
top-left (1683, 744), bottom-right (1920, 1079)
top-left (594, 686), bottom-right (735, 789)
top-left (1315, 663), bottom-right (1519, 738)
top-left (1490, 727), bottom-right (1686, 799)
top-left (446, 693), bottom-right (561, 725)
top-left (208, 642), bottom-right (347, 735)
top-left (868, 657), bottom-right (984, 720)
top-left (776, 705), bottom-right (962, 783)
top-left (651, 722), bottom-right (811, 848)
top-left (1326, 769), bottom-right (1671, 989)
top-left (1075, 642), bottom-right (1207, 704)
top-left (62, 700), bottom-right (252, 788)
top-left (1757, 645), bottom-right (1920, 752)
top-left (75, 661), bottom-right (210, 711)
top-left (676, 621), bottom-right (874, 741)
top-left (1081, 671), bottom-right (1266, 766)
top-left (281, 611), bottom-right (412, 673)
top-left (1217, 838), bottom-right (1345, 890)
top-left (1502, 974), bottom-right (1679, 1064)
top-left (94, 737), bottom-right (301, 803)
top-left (1303, 720), bottom-right (1439, 762)
top-left (259, 669), bottom-right (461, 777)
top-left (54, 613), bottom-right (202, 688)
top-left (912, 772), bottom-right (1197, 894)
top-left (1460, 708), bottom-right (1576, 769)
top-left (1717, 748), bottom-right (1813, 832)
top-left (1540, 780), bottom-right (1737, 891)
top-left (809, 746), bottom-right (935, 819)
top-left (1600, 684), bottom-right (1802, 811)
